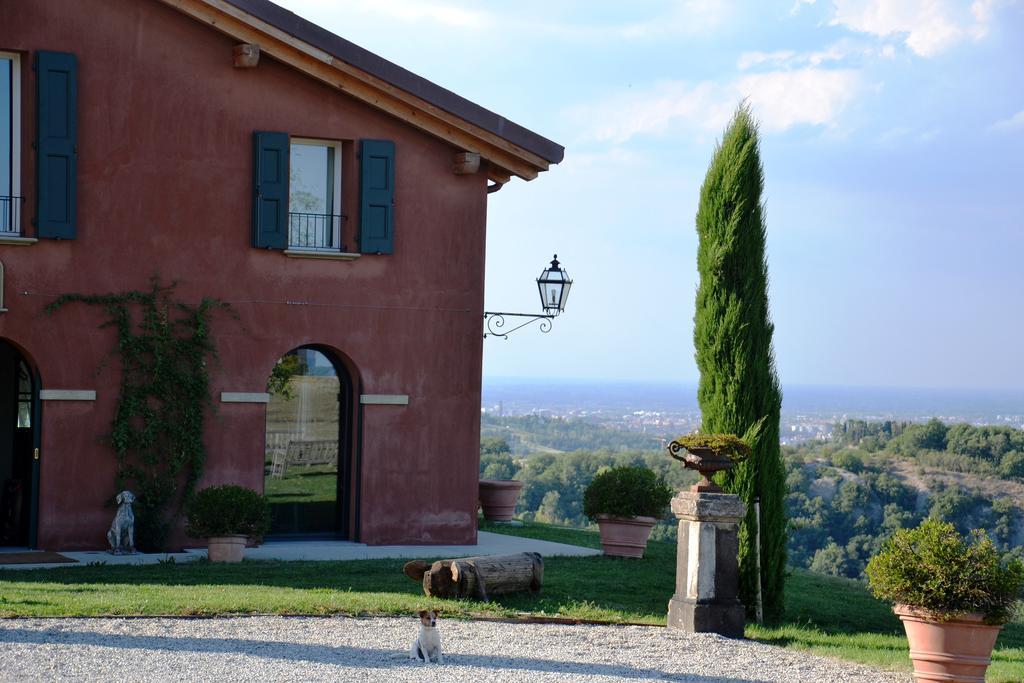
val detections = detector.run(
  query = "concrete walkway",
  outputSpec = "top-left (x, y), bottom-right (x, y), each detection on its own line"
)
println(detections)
top-left (0, 531), bottom-right (600, 571)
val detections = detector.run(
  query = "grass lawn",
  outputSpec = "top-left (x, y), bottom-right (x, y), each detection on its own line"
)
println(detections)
top-left (1, 521), bottom-right (1020, 681)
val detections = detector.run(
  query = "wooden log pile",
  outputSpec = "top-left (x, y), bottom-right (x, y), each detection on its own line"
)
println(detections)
top-left (403, 552), bottom-right (543, 601)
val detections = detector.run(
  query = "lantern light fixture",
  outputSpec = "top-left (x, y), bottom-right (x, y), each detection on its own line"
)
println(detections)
top-left (483, 254), bottom-right (573, 339)
top-left (537, 255), bottom-right (572, 316)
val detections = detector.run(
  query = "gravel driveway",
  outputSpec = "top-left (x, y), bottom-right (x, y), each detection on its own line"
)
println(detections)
top-left (0, 616), bottom-right (910, 682)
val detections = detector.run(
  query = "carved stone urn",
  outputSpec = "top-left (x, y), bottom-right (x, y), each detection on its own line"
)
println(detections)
top-left (667, 434), bottom-right (752, 492)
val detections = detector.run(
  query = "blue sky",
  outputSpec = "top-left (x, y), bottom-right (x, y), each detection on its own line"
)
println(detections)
top-left (274, 0), bottom-right (1024, 390)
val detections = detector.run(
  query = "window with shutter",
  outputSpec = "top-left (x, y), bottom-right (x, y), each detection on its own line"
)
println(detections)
top-left (252, 131), bottom-right (289, 250)
top-left (358, 139), bottom-right (395, 255)
top-left (0, 53), bottom-right (21, 236)
top-left (288, 138), bottom-right (343, 251)
top-left (35, 51), bottom-right (77, 240)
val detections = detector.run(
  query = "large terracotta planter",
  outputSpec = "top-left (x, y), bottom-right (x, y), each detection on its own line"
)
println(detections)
top-left (595, 515), bottom-right (656, 558)
top-left (894, 605), bottom-right (1003, 683)
top-left (478, 480), bottom-right (523, 521)
top-left (207, 534), bottom-right (248, 563)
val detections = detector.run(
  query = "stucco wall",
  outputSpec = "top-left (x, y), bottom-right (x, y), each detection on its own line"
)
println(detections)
top-left (0, 0), bottom-right (488, 549)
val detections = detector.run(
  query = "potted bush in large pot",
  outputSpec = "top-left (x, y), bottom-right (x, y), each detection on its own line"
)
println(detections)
top-left (866, 518), bottom-right (1024, 683)
top-left (583, 465), bottom-right (673, 558)
top-left (185, 484), bottom-right (271, 563)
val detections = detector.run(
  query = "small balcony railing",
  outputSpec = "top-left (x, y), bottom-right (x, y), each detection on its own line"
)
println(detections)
top-left (0, 196), bottom-right (21, 236)
top-left (288, 212), bottom-right (345, 251)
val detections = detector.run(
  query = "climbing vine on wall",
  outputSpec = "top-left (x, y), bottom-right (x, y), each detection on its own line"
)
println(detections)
top-left (46, 278), bottom-right (227, 551)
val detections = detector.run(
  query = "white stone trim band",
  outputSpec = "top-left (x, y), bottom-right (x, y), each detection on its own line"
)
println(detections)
top-left (360, 394), bottom-right (409, 405)
top-left (220, 392), bottom-right (271, 403)
top-left (39, 390), bottom-right (96, 401)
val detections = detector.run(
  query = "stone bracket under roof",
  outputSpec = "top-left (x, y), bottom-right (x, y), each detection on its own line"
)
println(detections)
top-left (157, 0), bottom-right (564, 183)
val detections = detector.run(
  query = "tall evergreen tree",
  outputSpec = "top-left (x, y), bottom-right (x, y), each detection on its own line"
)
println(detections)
top-left (693, 104), bottom-right (787, 621)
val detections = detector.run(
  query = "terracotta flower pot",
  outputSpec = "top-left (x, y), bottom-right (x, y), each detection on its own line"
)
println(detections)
top-left (207, 534), bottom-right (248, 563)
top-left (894, 605), bottom-right (1003, 683)
top-left (595, 515), bottom-right (656, 558)
top-left (478, 480), bottom-right (523, 521)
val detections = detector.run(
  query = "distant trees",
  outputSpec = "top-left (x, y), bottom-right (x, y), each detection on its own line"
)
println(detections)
top-left (479, 437), bottom-right (516, 480)
top-left (693, 104), bottom-right (786, 620)
top-left (476, 418), bottom-right (1024, 580)
top-left (832, 418), bottom-right (1024, 481)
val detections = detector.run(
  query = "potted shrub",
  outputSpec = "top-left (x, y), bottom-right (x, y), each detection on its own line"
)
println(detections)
top-left (583, 465), bottom-right (673, 558)
top-left (667, 432), bottom-right (751, 492)
top-left (185, 484), bottom-right (271, 563)
top-left (866, 518), bottom-right (1024, 682)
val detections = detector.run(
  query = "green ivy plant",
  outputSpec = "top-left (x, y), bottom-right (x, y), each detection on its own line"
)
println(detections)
top-left (46, 278), bottom-right (226, 551)
top-left (866, 518), bottom-right (1024, 624)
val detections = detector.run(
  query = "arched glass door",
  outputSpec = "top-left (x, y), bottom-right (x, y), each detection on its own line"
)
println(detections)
top-left (264, 347), bottom-right (350, 537)
top-left (0, 341), bottom-right (37, 548)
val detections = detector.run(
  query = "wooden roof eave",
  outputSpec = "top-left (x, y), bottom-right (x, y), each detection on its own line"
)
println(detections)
top-left (159, 0), bottom-right (550, 182)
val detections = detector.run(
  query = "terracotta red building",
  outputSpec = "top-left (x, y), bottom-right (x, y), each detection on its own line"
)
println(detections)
top-left (0, 0), bottom-right (562, 550)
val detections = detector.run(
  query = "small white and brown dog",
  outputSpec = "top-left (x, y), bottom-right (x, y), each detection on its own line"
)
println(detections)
top-left (409, 609), bottom-right (443, 664)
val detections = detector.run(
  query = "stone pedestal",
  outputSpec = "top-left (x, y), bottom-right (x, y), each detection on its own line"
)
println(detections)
top-left (666, 491), bottom-right (746, 638)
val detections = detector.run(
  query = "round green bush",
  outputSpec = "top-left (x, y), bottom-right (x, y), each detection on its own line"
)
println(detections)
top-left (865, 517), bottom-right (1024, 624)
top-left (583, 466), bottom-right (674, 520)
top-left (184, 484), bottom-right (271, 539)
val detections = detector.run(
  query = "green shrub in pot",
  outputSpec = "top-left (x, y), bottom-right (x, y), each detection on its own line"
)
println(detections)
top-left (865, 517), bottom-right (1024, 681)
top-left (583, 466), bottom-right (674, 520)
top-left (866, 517), bottom-right (1024, 623)
top-left (185, 484), bottom-right (271, 540)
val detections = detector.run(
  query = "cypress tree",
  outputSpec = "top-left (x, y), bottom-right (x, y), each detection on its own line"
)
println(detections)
top-left (693, 104), bottom-right (786, 621)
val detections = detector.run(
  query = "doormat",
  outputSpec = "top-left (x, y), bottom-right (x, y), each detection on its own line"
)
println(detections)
top-left (0, 552), bottom-right (78, 564)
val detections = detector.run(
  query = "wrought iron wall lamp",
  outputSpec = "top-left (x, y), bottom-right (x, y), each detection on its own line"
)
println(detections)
top-left (483, 255), bottom-right (573, 339)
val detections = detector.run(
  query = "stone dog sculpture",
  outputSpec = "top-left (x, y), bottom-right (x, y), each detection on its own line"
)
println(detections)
top-left (107, 490), bottom-right (137, 555)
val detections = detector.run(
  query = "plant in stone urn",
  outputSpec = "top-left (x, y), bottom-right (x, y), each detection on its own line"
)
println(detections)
top-left (583, 466), bottom-right (673, 558)
top-left (667, 433), bottom-right (751, 492)
top-left (866, 518), bottom-right (1024, 682)
top-left (185, 484), bottom-right (271, 563)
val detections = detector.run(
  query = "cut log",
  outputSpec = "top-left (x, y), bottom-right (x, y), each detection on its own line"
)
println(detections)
top-left (409, 552), bottom-right (543, 601)
top-left (403, 560), bottom-right (431, 582)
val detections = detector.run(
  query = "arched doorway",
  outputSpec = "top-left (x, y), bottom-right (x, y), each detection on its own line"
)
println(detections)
top-left (264, 346), bottom-right (354, 538)
top-left (0, 340), bottom-right (39, 548)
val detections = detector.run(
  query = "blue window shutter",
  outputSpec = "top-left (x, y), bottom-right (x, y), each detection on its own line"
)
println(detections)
top-left (359, 139), bottom-right (395, 254)
top-left (35, 51), bottom-right (77, 240)
top-left (252, 131), bottom-right (289, 249)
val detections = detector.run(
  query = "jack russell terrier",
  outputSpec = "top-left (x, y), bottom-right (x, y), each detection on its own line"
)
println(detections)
top-left (409, 609), bottom-right (444, 664)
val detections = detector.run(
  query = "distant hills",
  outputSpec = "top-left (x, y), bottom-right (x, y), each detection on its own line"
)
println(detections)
top-left (483, 378), bottom-right (1024, 424)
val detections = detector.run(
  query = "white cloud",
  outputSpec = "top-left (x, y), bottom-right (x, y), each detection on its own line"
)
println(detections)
top-left (737, 39), bottom-right (893, 71)
top-left (530, 0), bottom-right (735, 41)
top-left (280, 0), bottom-right (494, 29)
top-left (828, 0), bottom-right (1003, 56)
top-left (569, 68), bottom-right (864, 143)
top-left (990, 110), bottom-right (1024, 132)
top-left (568, 81), bottom-right (733, 144)
top-left (738, 50), bottom-right (799, 70)
top-left (738, 69), bottom-right (863, 132)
